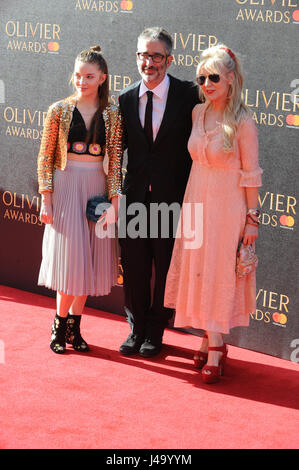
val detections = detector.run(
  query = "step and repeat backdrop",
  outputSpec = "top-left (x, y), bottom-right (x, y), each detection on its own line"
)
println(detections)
top-left (0, 0), bottom-right (298, 361)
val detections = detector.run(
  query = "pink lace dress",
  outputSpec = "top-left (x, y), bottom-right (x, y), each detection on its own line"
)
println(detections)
top-left (164, 103), bottom-right (263, 334)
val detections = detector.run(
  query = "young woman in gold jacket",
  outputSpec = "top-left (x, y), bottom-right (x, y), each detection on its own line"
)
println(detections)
top-left (37, 46), bottom-right (123, 354)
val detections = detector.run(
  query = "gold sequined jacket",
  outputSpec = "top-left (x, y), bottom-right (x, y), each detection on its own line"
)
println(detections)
top-left (37, 96), bottom-right (123, 199)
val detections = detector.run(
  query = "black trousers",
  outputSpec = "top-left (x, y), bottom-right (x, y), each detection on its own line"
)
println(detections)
top-left (119, 192), bottom-right (176, 341)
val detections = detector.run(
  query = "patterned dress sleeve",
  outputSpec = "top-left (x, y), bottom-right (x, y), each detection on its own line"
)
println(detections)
top-left (238, 117), bottom-right (263, 187)
top-left (104, 105), bottom-right (124, 199)
top-left (37, 103), bottom-right (60, 193)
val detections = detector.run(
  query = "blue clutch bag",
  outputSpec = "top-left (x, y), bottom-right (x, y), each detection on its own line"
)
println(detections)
top-left (86, 195), bottom-right (111, 222)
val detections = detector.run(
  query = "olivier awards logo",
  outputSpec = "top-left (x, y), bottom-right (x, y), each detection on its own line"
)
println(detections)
top-left (5, 20), bottom-right (61, 54)
top-left (108, 74), bottom-right (132, 105)
top-left (74, 0), bottom-right (134, 13)
top-left (252, 287), bottom-right (290, 326)
top-left (171, 32), bottom-right (219, 68)
top-left (258, 189), bottom-right (296, 229)
top-left (1, 191), bottom-right (42, 227)
top-left (243, 85), bottom-right (299, 129)
top-left (2, 105), bottom-right (46, 140)
top-left (234, 0), bottom-right (299, 24)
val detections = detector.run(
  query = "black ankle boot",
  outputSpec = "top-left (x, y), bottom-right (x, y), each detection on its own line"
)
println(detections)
top-left (50, 313), bottom-right (67, 354)
top-left (65, 314), bottom-right (89, 352)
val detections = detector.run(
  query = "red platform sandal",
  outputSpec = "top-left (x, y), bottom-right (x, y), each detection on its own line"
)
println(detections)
top-left (193, 333), bottom-right (208, 369)
top-left (201, 344), bottom-right (228, 384)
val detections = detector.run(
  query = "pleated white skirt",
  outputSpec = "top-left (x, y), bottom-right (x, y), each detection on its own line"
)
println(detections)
top-left (38, 160), bottom-right (118, 296)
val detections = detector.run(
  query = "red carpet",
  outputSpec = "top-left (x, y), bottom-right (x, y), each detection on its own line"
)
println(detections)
top-left (0, 284), bottom-right (298, 450)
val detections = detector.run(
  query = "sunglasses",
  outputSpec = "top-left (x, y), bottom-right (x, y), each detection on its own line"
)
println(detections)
top-left (196, 74), bottom-right (221, 86)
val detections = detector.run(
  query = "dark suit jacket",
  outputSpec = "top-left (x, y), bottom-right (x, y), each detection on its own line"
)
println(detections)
top-left (119, 74), bottom-right (199, 206)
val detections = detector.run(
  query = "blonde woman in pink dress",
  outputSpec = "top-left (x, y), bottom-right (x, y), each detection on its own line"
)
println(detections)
top-left (164, 45), bottom-right (262, 383)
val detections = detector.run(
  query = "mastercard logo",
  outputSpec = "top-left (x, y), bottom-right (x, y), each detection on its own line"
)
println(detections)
top-left (272, 312), bottom-right (287, 325)
top-left (293, 10), bottom-right (299, 22)
top-left (286, 114), bottom-right (299, 127)
top-left (280, 215), bottom-right (295, 227)
top-left (120, 0), bottom-right (133, 10)
top-left (48, 42), bottom-right (60, 52)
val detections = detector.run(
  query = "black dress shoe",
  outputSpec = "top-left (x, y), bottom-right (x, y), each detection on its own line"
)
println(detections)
top-left (139, 339), bottom-right (162, 358)
top-left (119, 333), bottom-right (143, 356)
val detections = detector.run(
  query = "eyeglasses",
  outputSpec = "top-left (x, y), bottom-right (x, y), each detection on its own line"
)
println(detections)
top-left (137, 52), bottom-right (167, 64)
top-left (196, 74), bottom-right (221, 86)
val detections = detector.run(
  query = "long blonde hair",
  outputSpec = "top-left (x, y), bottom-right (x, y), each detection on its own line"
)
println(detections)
top-left (197, 44), bottom-right (251, 151)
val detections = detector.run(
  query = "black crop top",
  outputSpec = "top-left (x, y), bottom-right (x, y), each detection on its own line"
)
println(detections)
top-left (67, 107), bottom-right (106, 156)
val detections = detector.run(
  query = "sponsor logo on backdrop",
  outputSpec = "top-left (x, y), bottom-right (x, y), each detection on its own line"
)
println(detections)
top-left (2, 106), bottom-right (46, 140)
top-left (243, 86), bottom-right (299, 128)
top-left (252, 287), bottom-right (290, 327)
top-left (171, 32), bottom-right (219, 68)
top-left (4, 20), bottom-right (61, 54)
top-left (1, 191), bottom-right (42, 226)
top-left (258, 190), bottom-right (296, 229)
top-left (74, 0), bottom-right (133, 13)
top-left (120, 0), bottom-right (133, 11)
top-left (234, 0), bottom-right (299, 24)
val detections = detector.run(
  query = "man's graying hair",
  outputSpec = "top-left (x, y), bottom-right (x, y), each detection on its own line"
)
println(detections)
top-left (138, 27), bottom-right (173, 55)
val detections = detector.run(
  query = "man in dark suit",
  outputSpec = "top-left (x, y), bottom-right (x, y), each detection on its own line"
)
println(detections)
top-left (118, 27), bottom-right (199, 357)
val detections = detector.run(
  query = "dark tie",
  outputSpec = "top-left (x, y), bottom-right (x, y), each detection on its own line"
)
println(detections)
top-left (144, 90), bottom-right (153, 146)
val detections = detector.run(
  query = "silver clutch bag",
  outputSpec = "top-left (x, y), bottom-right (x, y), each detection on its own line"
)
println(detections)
top-left (236, 241), bottom-right (258, 278)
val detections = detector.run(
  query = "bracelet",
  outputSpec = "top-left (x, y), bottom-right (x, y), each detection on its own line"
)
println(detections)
top-left (246, 213), bottom-right (260, 225)
top-left (247, 208), bottom-right (260, 217)
top-left (246, 221), bottom-right (259, 228)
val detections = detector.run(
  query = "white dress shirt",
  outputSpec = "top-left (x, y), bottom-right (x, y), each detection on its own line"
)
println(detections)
top-left (139, 74), bottom-right (170, 141)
